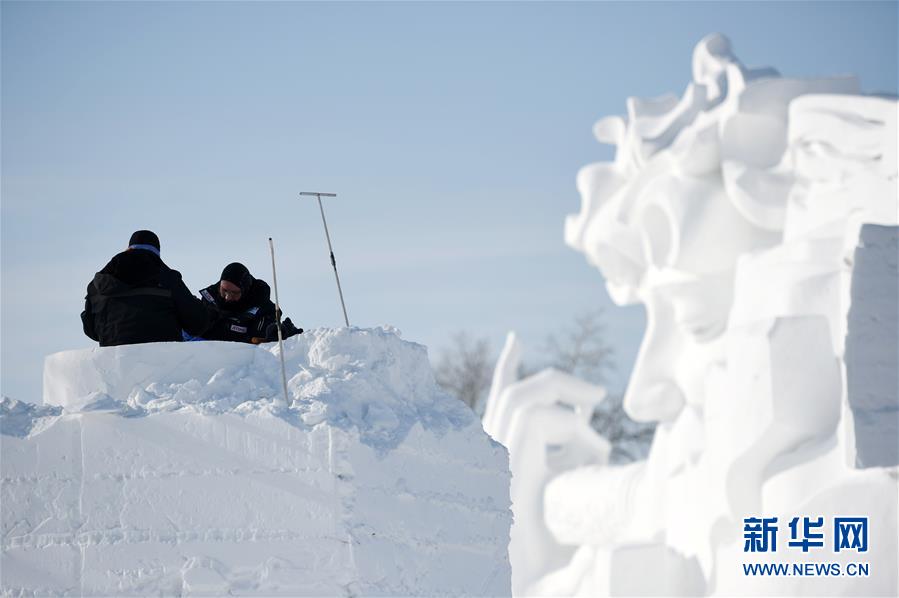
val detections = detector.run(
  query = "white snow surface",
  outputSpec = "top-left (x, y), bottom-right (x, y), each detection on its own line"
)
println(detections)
top-left (1, 327), bottom-right (512, 596)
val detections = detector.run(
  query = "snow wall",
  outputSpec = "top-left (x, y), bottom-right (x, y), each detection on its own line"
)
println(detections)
top-left (1, 328), bottom-right (512, 596)
top-left (485, 34), bottom-right (898, 597)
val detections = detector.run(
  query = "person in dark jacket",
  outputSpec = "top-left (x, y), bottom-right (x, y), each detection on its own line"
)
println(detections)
top-left (198, 262), bottom-right (302, 344)
top-left (81, 230), bottom-right (213, 346)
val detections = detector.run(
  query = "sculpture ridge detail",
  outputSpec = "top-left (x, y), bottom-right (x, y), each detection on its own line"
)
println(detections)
top-left (485, 33), bottom-right (898, 597)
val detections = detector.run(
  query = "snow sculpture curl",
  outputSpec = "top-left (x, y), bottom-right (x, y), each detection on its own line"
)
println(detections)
top-left (485, 33), bottom-right (898, 596)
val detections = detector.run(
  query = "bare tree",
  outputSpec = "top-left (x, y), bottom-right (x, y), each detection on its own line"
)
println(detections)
top-left (529, 310), bottom-right (654, 464)
top-left (435, 312), bottom-right (655, 463)
top-left (434, 332), bottom-right (493, 411)
top-left (540, 310), bottom-right (614, 384)
top-left (591, 393), bottom-right (656, 463)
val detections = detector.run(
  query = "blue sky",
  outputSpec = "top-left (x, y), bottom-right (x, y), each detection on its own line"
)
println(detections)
top-left (2, 1), bottom-right (896, 403)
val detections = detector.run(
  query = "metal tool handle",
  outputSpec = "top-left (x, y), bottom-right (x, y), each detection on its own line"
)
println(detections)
top-left (301, 191), bottom-right (350, 327)
top-left (269, 237), bottom-right (290, 409)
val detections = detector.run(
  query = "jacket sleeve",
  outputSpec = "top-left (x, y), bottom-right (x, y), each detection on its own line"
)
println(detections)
top-left (256, 299), bottom-right (281, 328)
top-left (81, 282), bottom-right (99, 342)
top-left (167, 270), bottom-right (215, 337)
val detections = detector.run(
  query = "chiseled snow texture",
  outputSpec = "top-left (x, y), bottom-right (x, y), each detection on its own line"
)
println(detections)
top-left (846, 225), bottom-right (899, 468)
top-left (499, 32), bottom-right (898, 598)
top-left (1, 327), bottom-right (512, 596)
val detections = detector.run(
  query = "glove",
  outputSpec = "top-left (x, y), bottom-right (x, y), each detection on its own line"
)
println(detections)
top-left (281, 318), bottom-right (303, 338)
top-left (264, 318), bottom-right (303, 342)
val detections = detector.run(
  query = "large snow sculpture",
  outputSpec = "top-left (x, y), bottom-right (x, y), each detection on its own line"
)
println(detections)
top-left (2, 328), bottom-right (512, 596)
top-left (484, 33), bottom-right (898, 596)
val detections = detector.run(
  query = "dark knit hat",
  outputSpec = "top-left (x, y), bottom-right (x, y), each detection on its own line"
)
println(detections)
top-left (128, 230), bottom-right (161, 251)
top-left (220, 262), bottom-right (254, 293)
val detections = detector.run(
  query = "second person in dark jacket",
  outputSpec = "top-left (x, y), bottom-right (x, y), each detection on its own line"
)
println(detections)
top-left (199, 262), bottom-right (302, 344)
top-left (81, 230), bottom-right (213, 346)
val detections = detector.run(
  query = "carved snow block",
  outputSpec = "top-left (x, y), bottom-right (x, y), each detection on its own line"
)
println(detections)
top-left (845, 224), bottom-right (899, 468)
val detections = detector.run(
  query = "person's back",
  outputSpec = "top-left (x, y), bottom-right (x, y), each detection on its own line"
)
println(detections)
top-left (81, 230), bottom-right (212, 346)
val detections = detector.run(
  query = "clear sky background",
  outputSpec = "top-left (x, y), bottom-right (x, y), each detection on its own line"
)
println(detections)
top-left (2, 1), bottom-right (896, 404)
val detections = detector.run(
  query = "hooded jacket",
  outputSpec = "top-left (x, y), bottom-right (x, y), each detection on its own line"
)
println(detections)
top-left (81, 249), bottom-right (212, 346)
top-left (198, 279), bottom-right (279, 343)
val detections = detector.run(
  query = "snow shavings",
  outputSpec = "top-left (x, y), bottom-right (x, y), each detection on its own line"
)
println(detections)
top-left (0, 397), bottom-right (61, 438)
top-left (23, 327), bottom-right (476, 453)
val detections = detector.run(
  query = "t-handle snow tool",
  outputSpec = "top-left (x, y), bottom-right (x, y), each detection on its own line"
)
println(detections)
top-left (269, 237), bottom-right (290, 410)
top-left (300, 191), bottom-right (350, 327)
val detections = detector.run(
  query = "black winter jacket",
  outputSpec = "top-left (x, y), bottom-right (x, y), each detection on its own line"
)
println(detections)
top-left (81, 250), bottom-right (212, 346)
top-left (198, 280), bottom-right (280, 343)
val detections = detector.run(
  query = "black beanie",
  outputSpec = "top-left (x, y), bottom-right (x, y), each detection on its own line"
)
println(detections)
top-left (128, 230), bottom-right (161, 251)
top-left (220, 262), bottom-right (254, 293)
